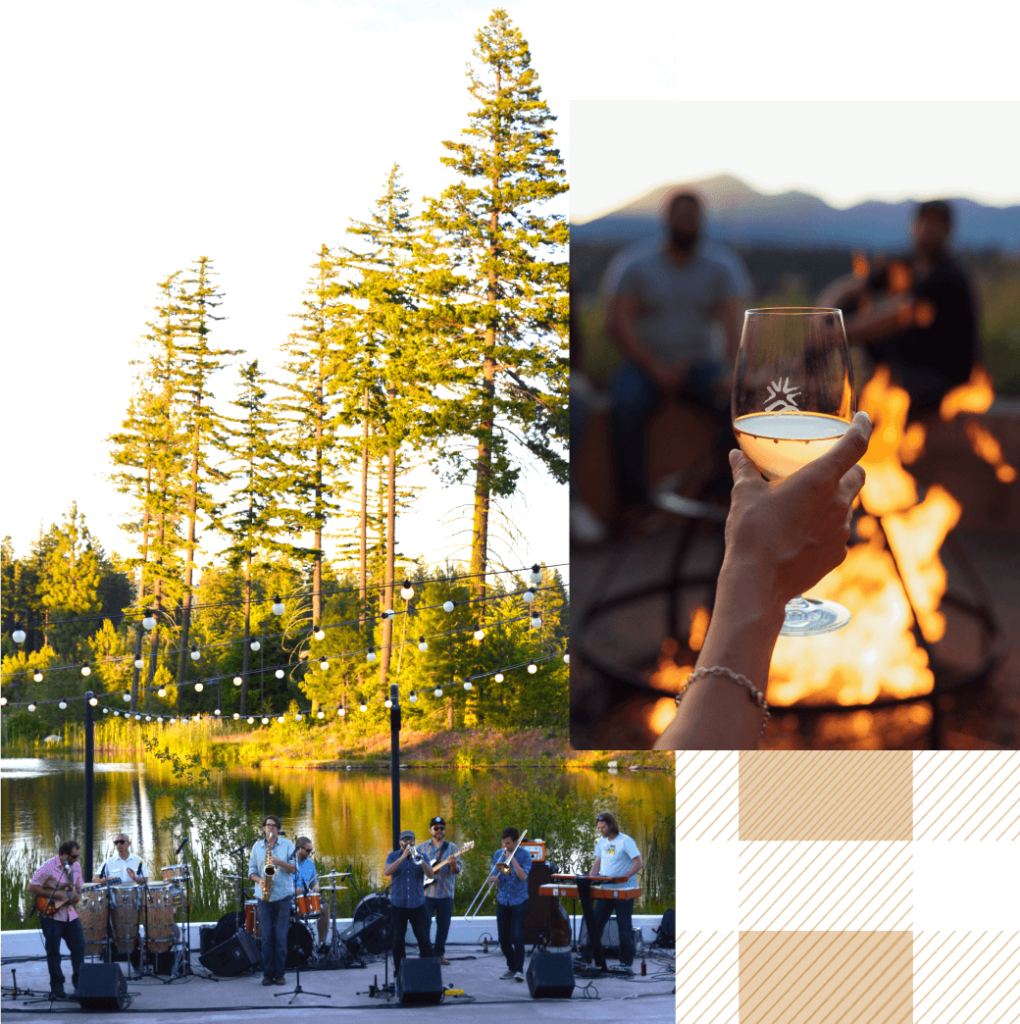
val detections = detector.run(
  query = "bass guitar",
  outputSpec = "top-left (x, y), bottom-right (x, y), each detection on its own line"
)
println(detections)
top-left (423, 841), bottom-right (474, 887)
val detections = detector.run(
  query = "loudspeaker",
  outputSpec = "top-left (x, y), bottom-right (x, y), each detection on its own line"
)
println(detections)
top-left (526, 952), bottom-right (575, 999)
top-left (654, 909), bottom-right (675, 947)
top-left (200, 925), bottom-right (218, 956)
top-left (338, 912), bottom-right (391, 956)
top-left (77, 963), bottom-right (127, 1010)
top-left (579, 917), bottom-right (622, 952)
top-left (198, 930), bottom-right (260, 976)
top-left (396, 958), bottom-right (444, 1005)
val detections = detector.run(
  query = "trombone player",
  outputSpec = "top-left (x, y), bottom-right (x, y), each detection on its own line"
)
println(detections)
top-left (486, 827), bottom-right (531, 983)
top-left (383, 829), bottom-right (436, 977)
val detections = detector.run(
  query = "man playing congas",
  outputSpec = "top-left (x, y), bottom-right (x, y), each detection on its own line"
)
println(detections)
top-left (94, 833), bottom-right (147, 884)
top-left (294, 837), bottom-right (329, 950)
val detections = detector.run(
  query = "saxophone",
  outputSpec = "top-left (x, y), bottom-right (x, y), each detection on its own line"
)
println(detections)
top-left (261, 833), bottom-right (276, 901)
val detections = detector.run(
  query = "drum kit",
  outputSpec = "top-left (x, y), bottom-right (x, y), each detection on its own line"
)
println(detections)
top-left (77, 865), bottom-right (192, 979)
top-left (216, 870), bottom-right (354, 970)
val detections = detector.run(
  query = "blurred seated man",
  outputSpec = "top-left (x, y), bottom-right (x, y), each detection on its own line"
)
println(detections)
top-left (605, 190), bottom-right (742, 516)
top-left (819, 200), bottom-right (978, 420)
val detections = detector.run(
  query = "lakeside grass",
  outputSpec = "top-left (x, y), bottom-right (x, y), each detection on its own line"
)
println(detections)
top-left (2, 722), bottom-right (673, 772)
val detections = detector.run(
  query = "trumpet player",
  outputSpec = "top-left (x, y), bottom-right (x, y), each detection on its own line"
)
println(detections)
top-left (383, 829), bottom-right (436, 977)
top-left (248, 815), bottom-right (297, 987)
top-left (486, 827), bottom-right (531, 982)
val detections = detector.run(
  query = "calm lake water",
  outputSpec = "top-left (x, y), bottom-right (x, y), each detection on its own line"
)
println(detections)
top-left (1, 756), bottom-right (672, 895)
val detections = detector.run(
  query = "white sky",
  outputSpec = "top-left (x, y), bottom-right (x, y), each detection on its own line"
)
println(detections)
top-left (0, 0), bottom-right (572, 580)
top-left (571, 101), bottom-right (1020, 224)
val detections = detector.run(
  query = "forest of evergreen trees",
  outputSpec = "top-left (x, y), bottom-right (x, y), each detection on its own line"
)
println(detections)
top-left (0, 10), bottom-right (568, 742)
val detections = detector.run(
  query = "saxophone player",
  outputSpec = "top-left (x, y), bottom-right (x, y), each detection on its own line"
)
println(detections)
top-left (248, 815), bottom-right (297, 986)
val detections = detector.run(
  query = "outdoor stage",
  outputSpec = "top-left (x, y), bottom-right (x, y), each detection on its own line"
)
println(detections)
top-left (1, 917), bottom-right (676, 1022)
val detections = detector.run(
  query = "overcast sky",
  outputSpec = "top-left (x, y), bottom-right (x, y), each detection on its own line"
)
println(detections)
top-left (0, 0), bottom-right (573, 578)
top-left (570, 101), bottom-right (1020, 224)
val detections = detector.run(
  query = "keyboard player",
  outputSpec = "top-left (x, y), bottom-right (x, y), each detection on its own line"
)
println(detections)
top-left (584, 812), bottom-right (643, 973)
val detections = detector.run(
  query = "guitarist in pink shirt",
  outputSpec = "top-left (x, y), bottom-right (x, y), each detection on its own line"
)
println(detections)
top-left (28, 840), bottom-right (85, 1000)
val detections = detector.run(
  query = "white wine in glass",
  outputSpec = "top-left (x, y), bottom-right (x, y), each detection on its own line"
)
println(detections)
top-left (732, 308), bottom-right (855, 636)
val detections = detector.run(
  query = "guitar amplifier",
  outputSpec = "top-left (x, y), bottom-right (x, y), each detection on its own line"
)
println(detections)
top-left (519, 839), bottom-right (546, 862)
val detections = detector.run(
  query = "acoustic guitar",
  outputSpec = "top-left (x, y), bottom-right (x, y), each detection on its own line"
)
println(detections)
top-left (35, 889), bottom-right (76, 916)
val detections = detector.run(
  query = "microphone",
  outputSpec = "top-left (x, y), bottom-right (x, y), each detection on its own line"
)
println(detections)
top-left (175, 837), bottom-right (189, 857)
top-left (228, 841), bottom-right (249, 857)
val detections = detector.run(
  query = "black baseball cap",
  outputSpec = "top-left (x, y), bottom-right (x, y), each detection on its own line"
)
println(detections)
top-left (429, 817), bottom-right (445, 827)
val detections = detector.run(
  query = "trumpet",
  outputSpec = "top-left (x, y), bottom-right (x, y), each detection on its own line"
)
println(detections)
top-left (409, 847), bottom-right (424, 866)
top-left (496, 829), bottom-right (528, 876)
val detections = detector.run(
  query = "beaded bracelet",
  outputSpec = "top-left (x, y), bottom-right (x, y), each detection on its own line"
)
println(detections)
top-left (675, 666), bottom-right (770, 744)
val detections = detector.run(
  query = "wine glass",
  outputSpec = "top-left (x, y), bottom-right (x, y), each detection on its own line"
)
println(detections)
top-left (731, 307), bottom-right (855, 636)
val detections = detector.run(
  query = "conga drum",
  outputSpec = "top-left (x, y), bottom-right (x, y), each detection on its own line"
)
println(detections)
top-left (77, 883), bottom-right (108, 956)
top-left (142, 882), bottom-right (176, 953)
top-left (161, 865), bottom-right (190, 907)
top-left (110, 885), bottom-right (140, 954)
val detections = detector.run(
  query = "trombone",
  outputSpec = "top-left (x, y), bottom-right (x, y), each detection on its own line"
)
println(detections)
top-left (465, 830), bottom-right (527, 920)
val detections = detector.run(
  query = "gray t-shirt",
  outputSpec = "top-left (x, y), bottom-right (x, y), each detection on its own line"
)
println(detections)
top-left (615, 247), bottom-right (734, 365)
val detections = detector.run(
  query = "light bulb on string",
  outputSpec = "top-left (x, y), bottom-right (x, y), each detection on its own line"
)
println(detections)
top-left (409, 691), bottom-right (418, 704)
top-left (135, 715), bottom-right (142, 721)
top-left (250, 640), bottom-right (261, 652)
top-left (313, 626), bottom-right (325, 641)
top-left (157, 687), bottom-right (167, 698)
top-left (277, 716), bottom-right (285, 724)
top-left (563, 652), bottom-right (570, 664)
top-left (89, 697), bottom-right (99, 707)
top-left (319, 657), bottom-right (329, 671)
top-left (248, 717), bottom-right (255, 725)
top-left (338, 707), bottom-right (346, 717)
top-left (190, 645), bottom-right (200, 662)
top-left (366, 648), bottom-right (376, 663)
top-left (272, 596), bottom-right (285, 615)
top-left (295, 714), bottom-right (302, 721)
top-left (233, 676), bottom-right (242, 687)
top-left (523, 589), bottom-right (536, 604)
top-left (434, 687), bottom-right (443, 698)
top-left (473, 628), bottom-right (485, 641)
top-left (275, 669), bottom-right (285, 680)
top-left (194, 682), bottom-right (204, 693)
top-left (417, 637), bottom-right (428, 652)
top-left (214, 709), bottom-right (221, 716)
top-left (134, 658), bottom-right (144, 669)
top-left (81, 664), bottom-right (91, 677)
top-left (443, 600), bottom-right (454, 613)
top-left (494, 672), bottom-right (504, 683)
top-left (382, 609), bottom-right (395, 620)
top-left (102, 707), bottom-right (109, 714)
top-left (59, 699), bottom-right (68, 709)
top-left (122, 693), bottom-right (131, 702)
top-left (12, 628), bottom-right (26, 644)
top-left (530, 616), bottom-right (542, 629)
top-left (0, 696), bottom-right (7, 706)
top-left (194, 714), bottom-right (201, 722)
top-left (261, 717), bottom-right (269, 725)
top-left (463, 681), bottom-right (473, 691)
top-left (359, 702), bottom-right (368, 713)
top-left (33, 670), bottom-right (43, 682)
top-left (400, 581), bottom-right (414, 600)
top-left (145, 716), bottom-right (152, 722)
top-left (384, 698), bottom-right (392, 708)
top-left (113, 710), bottom-right (120, 717)
top-left (28, 703), bottom-right (37, 712)
top-left (142, 609), bottom-right (156, 631)
top-left (527, 662), bottom-right (538, 674)
top-left (233, 713), bottom-right (240, 720)
top-left (317, 711), bottom-right (324, 719)
top-left (529, 564), bottom-right (543, 584)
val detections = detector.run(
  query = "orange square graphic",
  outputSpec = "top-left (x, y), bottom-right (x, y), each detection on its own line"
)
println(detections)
top-left (739, 930), bottom-right (913, 1024)
top-left (739, 751), bottom-right (913, 841)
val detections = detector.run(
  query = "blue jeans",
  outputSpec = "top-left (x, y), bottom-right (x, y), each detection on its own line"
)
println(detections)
top-left (391, 903), bottom-right (432, 977)
top-left (257, 897), bottom-right (291, 979)
top-left (40, 916), bottom-right (84, 994)
top-left (587, 897), bottom-right (635, 967)
top-left (424, 896), bottom-right (453, 957)
top-left (496, 901), bottom-right (527, 973)
top-left (610, 359), bottom-right (727, 509)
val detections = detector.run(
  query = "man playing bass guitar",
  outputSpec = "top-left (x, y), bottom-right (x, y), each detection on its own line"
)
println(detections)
top-left (27, 840), bottom-right (85, 1000)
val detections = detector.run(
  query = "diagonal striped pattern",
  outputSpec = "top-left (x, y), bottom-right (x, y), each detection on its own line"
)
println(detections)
top-left (914, 931), bottom-right (1020, 1023)
top-left (738, 841), bottom-right (912, 932)
top-left (675, 930), bottom-right (739, 1024)
top-left (914, 751), bottom-right (1020, 840)
top-left (677, 751), bottom-right (739, 841)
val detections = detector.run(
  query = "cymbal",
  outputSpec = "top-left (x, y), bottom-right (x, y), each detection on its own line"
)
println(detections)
top-left (220, 874), bottom-right (245, 880)
top-left (318, 872), bottom-right (351, 879)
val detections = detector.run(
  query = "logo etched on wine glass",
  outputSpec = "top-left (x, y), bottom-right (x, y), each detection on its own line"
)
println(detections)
top-left (764, 377), bottom-right (801, 412)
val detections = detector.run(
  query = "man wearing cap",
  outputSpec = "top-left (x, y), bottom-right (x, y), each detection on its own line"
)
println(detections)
top-left (417, 817), bottom-right (460, 966)
top-left (383, 829), bottom-right (437, 977)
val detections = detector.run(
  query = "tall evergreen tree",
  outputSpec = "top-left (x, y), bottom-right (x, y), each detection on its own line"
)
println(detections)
top-left (422, 8), bottom-right (569, 605)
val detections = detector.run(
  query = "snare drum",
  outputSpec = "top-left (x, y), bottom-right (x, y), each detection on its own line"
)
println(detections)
top-left (77, 884), bottom-right (109, 957)
top-left (110, 885), bottom-right (139, 953)
top-left (141, 882), bottom-right (176, 953)
top-left (293, 891), bottom-right (322, 919)
top-left (244, 899), bottom-right (261, 938)
top-left (160, 864), bottom-right (191, 883)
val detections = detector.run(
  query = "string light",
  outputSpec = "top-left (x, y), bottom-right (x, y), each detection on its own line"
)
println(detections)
top-left (194, 682), bottom-right (204, 692)
top-left (338, 707), bottom-right (346, 716)
top-left (295, 713), bottom-right (302, 721)
top-left (0, 697), bottom-right (7, 706)
top-left (28, 703), bottom-right (36, 712)
top-left (463, 681), bottom-right (473, 691)
top-left (313, 626), bottom-right (325, 641)
top-left (473, 628), bottom-right (485, 640)
top-left (33, 670), bottom-right (43, 682)
top-left (382, 609), bottom-right (395, 620)
top-left (122, 693), bottom-right (131, 702)
top-left (89, 697), bottom-right (99, 706)
top-left (527, 662), bottom-right (538, 674)
top-left (366, 648), bottom-right (376, 663)
top-left (145, 716), bottom-right (152, 722)
top-left (443, 601), bottom-right (455, 613)
top-left (384, 698), bottom-right (392, 708)
top-left (59, 699), bottom-right (68, 709)
top-left (563, 652), bottom-right (570, 664)
top-left (275, 669), bottom-right (285, 679)
top-left (529, 564), bottom-right (543, 584)
top-left (317, 711), bottom-right (324, 719)
top-left (233, 713), bottom-right (240, 720)
top-left (113, 710), bottom-right (120, 716)
top-left (409, 691), bottom-right (418, 704)
top-left (190, 645), bottom-right (201, 661)
top-left (234, 676), bottom-right (243, 686)
top-left (400, 581), bottom-right (414, 600)
top-left (523, 589), bottom-right (536, 603)
top-left (359, 702), bottom-right (368, 713)
top-left (530, 616), bottom-right (542, 629)
top-left (272, 596), bottom-right (285, 616)
top-left (261, 717), bottom-right (269, 725)
top-left (250, 640), bottom-right (261, 652)
top-left (135, 715), bottom-right (142, 721)
top-left (247, 717), bottom-right (255, 724)
top-left (158, 687), bottom-right (167, 697)
top-left (12, 628), bottom-right (26, 644)
top-left (418, 637), bottom-right (428, 652)
top-left (81, 664), bottom-right (91, 677)
top-left (277, 715), bottom-right (285, 724)
top-left (142, 609), bottom-right (156, 630)
top-left (494, 672), bottom-right (504, 683)
top-left (434, 687), bottom-right (443, 698)
top-left (134, 658), bottom-right (144, 669)
top-left (319, 657), bottom-right (329, 671)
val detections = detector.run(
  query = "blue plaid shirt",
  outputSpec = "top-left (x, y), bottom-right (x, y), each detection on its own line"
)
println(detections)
top-left (418, 840), bottom-right (459, 901)
top-left (385, 849), bottom-right (426, 909)
top-left (491, 845), bottom-right (531, 906)
top-left (295, 857), bottom-right (318, 892)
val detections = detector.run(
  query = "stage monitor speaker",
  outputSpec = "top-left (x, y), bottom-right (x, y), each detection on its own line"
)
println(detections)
top-left (397, 957), bottom-right (444, 1005)
top-left (198, 929), bottom-right (260, 977)
top-left (654, 908), bottom-right (675, 947)
top-left (578, 917), bottom-right (622, 952)
top-left (527, 952), bottom-right (575, 999)
top-left (77, 963), bottom-right (127, 1010)
top-left (199, 925), bottom-right (218, 956)
top-left (338, 912), bottom-right (391, 956)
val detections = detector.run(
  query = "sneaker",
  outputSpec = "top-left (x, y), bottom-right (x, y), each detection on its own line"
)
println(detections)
top-left (514, 971), bottom-right (525, 983)
top-left (273, 976), bottom-right (286, 985)
top-left (439, 957), bottom-right (451, 966)
top-left (499, 970), bottom-right (515, 980)
top-left (261, 977), bottom-right (274, 986)
top-left (49, 990), bottom-right (67, 1001)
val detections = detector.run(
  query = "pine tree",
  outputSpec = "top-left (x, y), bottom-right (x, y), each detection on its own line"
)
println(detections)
top-left (422, 9), bottom-right (568, 605)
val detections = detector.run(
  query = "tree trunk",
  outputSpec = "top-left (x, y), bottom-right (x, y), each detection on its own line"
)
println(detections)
top-left (379, 442), bottom-right (396, 687)
top-left (240, 553), bottom-right (251, 717)
top-left (176, 433), bottom-right (200, 687)
top-left (359, 390), bottom-right (369, 626)
top-left (470, 353), bottom-right (496, 605)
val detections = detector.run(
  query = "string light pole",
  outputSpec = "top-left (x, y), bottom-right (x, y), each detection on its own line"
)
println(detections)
top-left (84, 691), bottom-right (95, 879)
top-left (389, 682), bottom-right (400, 851)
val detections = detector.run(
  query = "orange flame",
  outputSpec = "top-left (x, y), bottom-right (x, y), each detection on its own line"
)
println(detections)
top-left (965, 421), bottom-right (1018, 483)
top-left (940, 366), bottom-right (995, 421)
